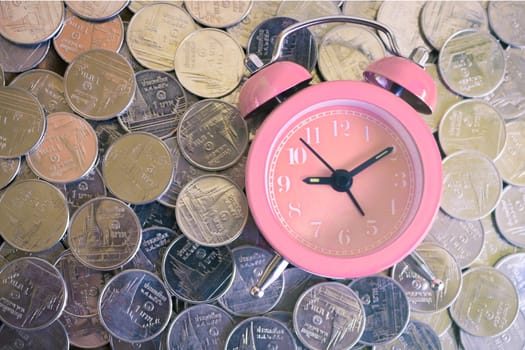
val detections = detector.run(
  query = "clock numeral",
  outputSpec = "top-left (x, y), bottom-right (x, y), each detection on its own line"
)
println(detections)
top-left (333, 120), bottom-right (351, 137)
top-left (310, 221), bottom-right (321, 238)
top-left (305, 127), bottom-right (320, 144)
top-left (288, 202), bottom-right (302, 218)
top-left (366, 220), bottom-right (378, 235)
top-left (338, 228), bottom-right (351, 245)
top-left (276, 175), bottom-right (291, 193)
top-left (394, 172), bottom-right (408, 188)
top-left (288, 147), bottom-right (307, 165)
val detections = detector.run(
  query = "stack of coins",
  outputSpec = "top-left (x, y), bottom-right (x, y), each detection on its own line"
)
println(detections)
top-left (1, 1), bottom-right (525, 349)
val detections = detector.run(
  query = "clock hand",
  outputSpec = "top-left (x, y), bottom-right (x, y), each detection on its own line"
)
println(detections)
top-left (299, 138), bottom-right (365, 216)
top-left (299, 138), bottom-right (335, 172)
top-left (348, 146), bottom-right (394, 177)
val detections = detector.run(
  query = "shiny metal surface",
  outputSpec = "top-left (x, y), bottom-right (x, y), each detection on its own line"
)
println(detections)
top-left (0, 1), bottom-right (64, 45)
top-left (64, 48), bottom-right (135, 120)
top-left (102, 132), bottom-right (173, 204)
top-left (99, 269), bottom-right (172, 342)
top-left (225, 316), bottom-right (295, 350)
top-left (177, 99), bottom-right (248, 171)
top-left (184, 0), bottom-right (253, 28)
top-left (0, 179), bottom-right (69, 252)
top-left (26, 111), bottom-right (99, 183)
top-left (293, 281), bottom-right (365, 350)
top-left (0, 257), bottom-right (67, 330)
top-left (450, 266), bottom-right (519, 337)
top-left (0, 86), bottom-right (46, 159)
top-left (166, 303), bottom-right (235, 349)
top-left (162, 235), bottom-right (234, 303)
top-left (68, 196), bottom-right (142, 271)
top-left (175, 174), bottom-right (248, 246)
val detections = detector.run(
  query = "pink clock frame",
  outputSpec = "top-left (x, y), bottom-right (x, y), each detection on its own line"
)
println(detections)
top-left (245, 80), bottom-right (443, 278)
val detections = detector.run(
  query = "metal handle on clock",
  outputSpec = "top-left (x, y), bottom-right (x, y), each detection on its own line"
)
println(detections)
top-left (250, 254), bottom-right (289, 298)
top-left (270, 15), bottom-right (403, 64)
top-left (406, 251), bottom-right (444, 291)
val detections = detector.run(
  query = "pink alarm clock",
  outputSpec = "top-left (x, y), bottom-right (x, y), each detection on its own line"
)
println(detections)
top-left (240, 16), bottom-right (442, 287)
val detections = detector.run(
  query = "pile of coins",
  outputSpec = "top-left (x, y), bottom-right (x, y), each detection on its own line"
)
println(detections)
top-left (0, 1), bottom-right (525, 349)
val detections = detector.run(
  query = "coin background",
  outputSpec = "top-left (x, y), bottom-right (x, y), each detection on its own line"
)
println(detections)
top-left (0, 2), bottom-right (525, 350)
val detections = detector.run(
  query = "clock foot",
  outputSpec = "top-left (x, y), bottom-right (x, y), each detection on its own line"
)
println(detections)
top-left (250, 254), bottom-right (289, 298)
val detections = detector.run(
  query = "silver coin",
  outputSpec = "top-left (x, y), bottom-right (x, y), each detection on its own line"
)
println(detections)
top-left (165, 303), bottom-right (236, 349)
top-left (60, 312), bottom-right (110, 348)
top-left (128, 0), bottom-right (183, 13)
top-left (348, 275), bottom-right (410, 345)
top-left (0, 62), bottom-right (4, 85)
top-left (246, 16), bottom-right (318, 72)
top-left (265, 310), bottom-right (310, 350)
top-left (293, 281), bottom-right (365, 350)
top-left (318, 24), bottom-right (385, 81)
top-left (0, 319), bottom-right (69, 350)
top-left (392, 242), bottom-right (462, 313)
top-left (225, 316), bottom-right (296, 350)
top-left (412, 308), bottom-right (453, 337)
top-left (376, 1), bottom-right (430, 58)
top-left (124, 226), bottom-right (179, 274)
top-left (273, 267), bottom-right (327, 313)
top-left (0, 179), bottom-right (69, 253)
top-left (55, 167), bottom-right (107, 214)
top-left (424, 209), bottom-right (484, 269)
top-left (494, 119), bottom-right (525, 187)
top-left (99, 269), bottom-right (172, 343)
top-left (0, 156), bottom-right (20, 190)
top-left (64, 48), bottom-right (136, 121)
top-left (0, 86), bottom-right (46, 159)
top-left (9, 68), bottom-right (74, 115)
top-left (488, 1), bottom-right (525, 48)
top-left (485, 48), bottom-right (525, 121)
top-left (218, 245), bottom-right (284, 317)
top-left (438, 29), bottom-right (506, 98)
top-left (157, 136), bottom-right (208, 208)
top-left (460, 310), bottom-right (525, 350)
top-left (118, 70), bottom-right (188, 138)
top-left (226, 0), bottom-right (280, 48)
top-left (0, 240), bottom-right (65, 265)
top-left (494, 186), bottom-right (525, 248)
top-left (440, 150), bottom-right (502, 221)
top-left (0, 257), bottom-right (67, 330)
top-left (277, 0), bottom-right (342, 43)
top-left (174, 29), bottom-right (245, 98)
top-left (494, 252), bottom-right (525, 310)
top-left (68, 196), bottom-right (142, 271)
top-left (161, 235), bottom-right (235, 303)
top-left (177, 99), bottom-right (249, 171)
top-left (374, 320), bottom-right (442, 350)
top-left (102, 132), bottom-right (174, 204)
top-left (184, 0), bottom-right (253, 28)
top-left (450, 266), bottom-right (519, 337)
top-left (175, 174), bottom-right (248, 246)
top-left (471, 215), bottom-right (524, 268)
top-left (420, 1), bottom-right (489, 51)
top-left (438, 99), bottom-right (506, 160)
top-left (111, 333), bottom-right (162, 350)
top-left (132, 201), bottom-right (177, 230)
top-left (54, 249), bottom-right (113, 318)
top-left (126, 2), bottom-right (198, 71)
top-left (0, 34), bottom-right (49, 73)
top-left (65, 0), bottom-right (128, 21)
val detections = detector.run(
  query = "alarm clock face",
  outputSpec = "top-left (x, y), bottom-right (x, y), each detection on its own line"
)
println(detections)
top-left (245, 80), bottom-right (442, 278)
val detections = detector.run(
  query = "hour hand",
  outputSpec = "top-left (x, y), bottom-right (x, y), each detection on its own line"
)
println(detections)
top-left (303, 176), bottom-right (331, 185)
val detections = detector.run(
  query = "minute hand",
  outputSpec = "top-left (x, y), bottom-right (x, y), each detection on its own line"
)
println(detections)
top-left (348, 147), bottom-right (394, 177)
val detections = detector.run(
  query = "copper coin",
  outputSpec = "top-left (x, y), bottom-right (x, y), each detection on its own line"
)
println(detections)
top-left (53, 9), bottom-right (124, 64)
top-left (26, 111), bottom-right (98, 184)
